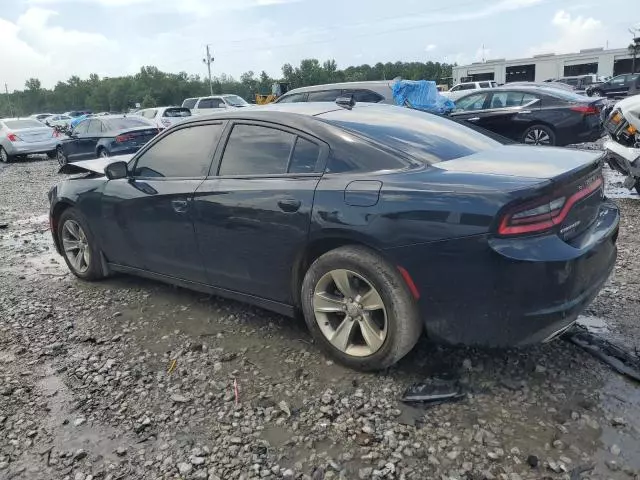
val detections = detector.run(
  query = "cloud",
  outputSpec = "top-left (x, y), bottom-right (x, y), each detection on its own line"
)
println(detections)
top-left (529, 10), bottom-right (604, 55)
top-left (425, 44), bottom-right (437, 52)
top-left (0, 7), bottom-right (116, 90)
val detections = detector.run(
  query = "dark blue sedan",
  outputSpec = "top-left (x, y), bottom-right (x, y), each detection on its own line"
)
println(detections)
top-left (48, 102), bottom-right (619, 370)
top-left (55, 115), bottom-right (159, 166)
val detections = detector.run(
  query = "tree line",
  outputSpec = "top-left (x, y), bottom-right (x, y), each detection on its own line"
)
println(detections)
top-left (0, 59), bottom-right (453, 117)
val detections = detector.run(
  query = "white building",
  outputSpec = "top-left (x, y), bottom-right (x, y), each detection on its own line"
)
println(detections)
top-left (452, 47), bottom-right (635, 85)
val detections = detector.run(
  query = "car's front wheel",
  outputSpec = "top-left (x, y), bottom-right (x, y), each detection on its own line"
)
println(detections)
top-left (56, 146), bottom-right (68, 166)
top-left (57, 208), bottom-right (104, 281)
top-left (301, 246), bottom-right (422, 371)
top-left (98, 148), bottom-right (109, 158)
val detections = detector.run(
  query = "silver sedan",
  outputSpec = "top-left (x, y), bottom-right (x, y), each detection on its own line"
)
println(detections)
top-left (0, 118), bottom-right (62, 163)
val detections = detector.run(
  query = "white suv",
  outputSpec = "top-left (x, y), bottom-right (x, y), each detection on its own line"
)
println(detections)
top-left (181, 95), bottom-right (250, 115)
top-left (443, 81), bottom-right (498, 101)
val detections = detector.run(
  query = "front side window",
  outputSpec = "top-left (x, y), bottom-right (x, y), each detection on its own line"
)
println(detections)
top-left (459, 84), bottom-right (476, 91)
top-left (183, 98), bottom-right (197, 109)
top-left (133, 124), bottom-right (223, 178)
top-left (611, 76), bottom-right (626, 85)
top-left (224, 95), bottom-right (248, 107)
top-left (198, 98), bottom-right (224, 109)
top-left (219, 124), bottom-right (295, 176)
top-left (456, 93), bottom-right (489, 111)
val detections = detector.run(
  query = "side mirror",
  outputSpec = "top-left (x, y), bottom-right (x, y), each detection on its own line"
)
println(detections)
top-left (104, 161), bottom-right (128, 180)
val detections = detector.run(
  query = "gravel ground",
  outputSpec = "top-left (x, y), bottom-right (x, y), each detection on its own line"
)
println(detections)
top-left (1, 156), bottom-right (640, 480)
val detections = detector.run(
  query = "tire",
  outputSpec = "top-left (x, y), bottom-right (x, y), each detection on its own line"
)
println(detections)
top-left (57, 208), bottom-right (105, 281)
top-left (56, 146), bottom-right (68, 166)
top-left (98, 148), bottom-right (109, 158)
top-left (592, 89), bottom-right (604, 98)
top-left (522, 125), bottom-right (556, 146)
top-left (635, 181), bottom-right (640, 197)
top-left (0, 147), bottom-right (12, 163)
top-left (301, 245), bottom-right (422, 371)
top-left (47, 150), bottom-right (57, 159)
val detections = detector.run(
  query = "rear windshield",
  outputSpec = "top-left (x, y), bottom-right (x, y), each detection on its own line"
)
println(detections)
top-left (3, 119), bottom-right (44, 129)
top-left (319, 105), bottom-right (500, 164)
top-left (104, 118), bottom-right (151, 130)
top-left (163, 108), bottom-right (191, 118)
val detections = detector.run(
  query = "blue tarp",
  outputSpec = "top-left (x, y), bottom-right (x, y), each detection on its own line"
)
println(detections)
top-left (391, 79), bottom-right (455, 114)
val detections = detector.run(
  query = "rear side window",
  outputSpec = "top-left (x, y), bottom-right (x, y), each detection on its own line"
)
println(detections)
top-left (182, 98), bottom-right (197, 109)
top-left (133, 124), bottom-right (223, 178)
top-left (307, 90), bottom-right (342, 102)
top-left (289, 137), bottom-right (321, 174)
top-left (4, 119), bottom-right (43, 129)
top-left (219, 124), bottom-right (295, 176)
top-left (479, 82), bottom-right (491, 88)
top-left (277, 93), bottom-right (307, 103)
top-left (73, 120), bottom-right (90, 134)
top-left (349, 89), bottom-right (385, 103)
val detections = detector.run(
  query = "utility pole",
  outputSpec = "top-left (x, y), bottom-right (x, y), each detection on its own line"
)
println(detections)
top-left (203, 45), bottom-right (214, 96)
top-left (4, 83), bottom-right (14, 117)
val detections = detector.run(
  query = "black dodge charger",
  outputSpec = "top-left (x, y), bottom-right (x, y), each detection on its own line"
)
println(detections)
top-left (48, 102), bottom-right (619, 370)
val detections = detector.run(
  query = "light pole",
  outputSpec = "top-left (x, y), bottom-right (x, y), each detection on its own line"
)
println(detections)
top-left (203, 45), bottom-right (214, 96)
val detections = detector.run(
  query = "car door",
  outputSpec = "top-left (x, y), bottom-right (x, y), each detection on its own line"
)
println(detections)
top-left (606, 75), bottom-right (628, 96)
top-left (76, 119), bottom-right (104, 160)
top-left (65, 119), bottom-right (90, 161)
top-left (477, 91), bottom-right (541, 140)
top-left (449, 91), bottom-right (492, 126)
top-left (192, 121), bottom-right (327, 304)
top-left (99, 122), bottom-right (225, 281)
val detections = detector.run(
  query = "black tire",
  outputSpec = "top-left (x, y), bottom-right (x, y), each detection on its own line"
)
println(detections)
top-left (56, 146), bottom-right (68, 166)
top-left (635, 181), bottom-right (640, 197)
top-left (301, 245), bottom-right (422, 371)
top-left (57, 208), bottom-right (105, 281)
top-left (47, 150), bottom-right (57, 159)
top-left (592, 89), bottom-right (604, 98)
top-left (0, 147), bottom-right (12, 163)
top-left (522, 124), bottom-right (556, 146)
top-left (97, 147), bottom-right (109, 158)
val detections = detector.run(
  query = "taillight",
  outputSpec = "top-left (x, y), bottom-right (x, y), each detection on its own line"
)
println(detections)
top-left (7, 133), bottom-right (18, 142)
top-left (115, 133), bottom-right (134, 143)
top-left (571, 105), bottom-right (598, 115)
top-left (498, 176), bottom-right (603, 236)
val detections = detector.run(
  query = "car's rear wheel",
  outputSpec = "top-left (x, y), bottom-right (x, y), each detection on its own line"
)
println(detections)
top-left (635, 181), bottom-right (640, 197)
top-left (592, 89), bottom-right (604, 98)
top-left (301, 245), bottom-right (422, 371)
top-left (56, 146), bottom-right (68, 166)
top-left (58, 208), bottom-right (104, 281)
top-left (0, 147), bottom-right (12, 163)
top-left (522, 125), bottom-right (556, 146)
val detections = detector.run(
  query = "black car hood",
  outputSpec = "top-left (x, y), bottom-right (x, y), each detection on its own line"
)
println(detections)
top-left (59, 154), bottom-right (135, 175)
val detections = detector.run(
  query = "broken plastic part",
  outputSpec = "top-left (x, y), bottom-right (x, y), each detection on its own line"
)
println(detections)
top-left (400, 378), bottom-right (465, 405)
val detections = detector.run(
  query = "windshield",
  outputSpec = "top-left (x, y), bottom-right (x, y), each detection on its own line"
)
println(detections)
top-left (163, 108), bottom-right (191, 117)
top-left (224, 95), bottom-right (249, 106)
top-left (104, 118), bottom-right (152, 130)
top-left (4, 119), bottom-right (45, 129)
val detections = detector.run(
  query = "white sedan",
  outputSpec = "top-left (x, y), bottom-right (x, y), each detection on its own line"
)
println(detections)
top-left (135, 106), bottom-right (192, 130)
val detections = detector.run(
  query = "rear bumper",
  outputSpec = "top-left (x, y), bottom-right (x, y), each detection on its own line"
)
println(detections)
top-left (386, 201), bottom-right (619, 347)
top-left (5, 139), bottom-right (58, 155)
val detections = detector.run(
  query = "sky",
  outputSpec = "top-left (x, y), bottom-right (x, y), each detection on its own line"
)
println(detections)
top-left (0, 0), bottom-right (636, 91)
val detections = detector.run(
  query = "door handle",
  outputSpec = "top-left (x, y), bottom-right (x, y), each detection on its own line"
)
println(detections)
top-left (171, 199), bottom-right (188, 213)
top-left (467, 117), bottom-right (480, 122)
top-left (277, 198), bottom-right (301, 213)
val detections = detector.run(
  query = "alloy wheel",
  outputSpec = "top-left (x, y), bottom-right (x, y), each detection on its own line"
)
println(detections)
top-left (524, 128), bottom-right (551, 145)
top-left (62, 220), bottom-right (91, 274)
top-left (313, 269), bottom-right (387, 357)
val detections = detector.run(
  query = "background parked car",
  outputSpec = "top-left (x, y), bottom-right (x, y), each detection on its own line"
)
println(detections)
top-left (452, 86), bottom-right (604, 146)
top-left (45, 114), bottom-right (73, 128)
top-left (506, 81), bottom-right (575, 92)
top-left (0, 118), bottom-right (61, 163)
top-left (441, 81), bottom-right (498, 101)
top-left (587, 74), bottom-right (640, 98)
top-left (136, 106), bottom-right (192, 129)
top-left (64, 110), bottom-right (92, 118)
top-left (55, 115), bottom-right (158, 165)
top-left (275, 81), bottom-right (393, 104)
top-left (29, 113), bottom-right (54, 122)
top-left (182, 95), bottom-right (249, 115)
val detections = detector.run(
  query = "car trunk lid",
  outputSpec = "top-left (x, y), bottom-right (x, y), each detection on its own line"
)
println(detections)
top-left (11, 127), bottom-right (54, 143)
